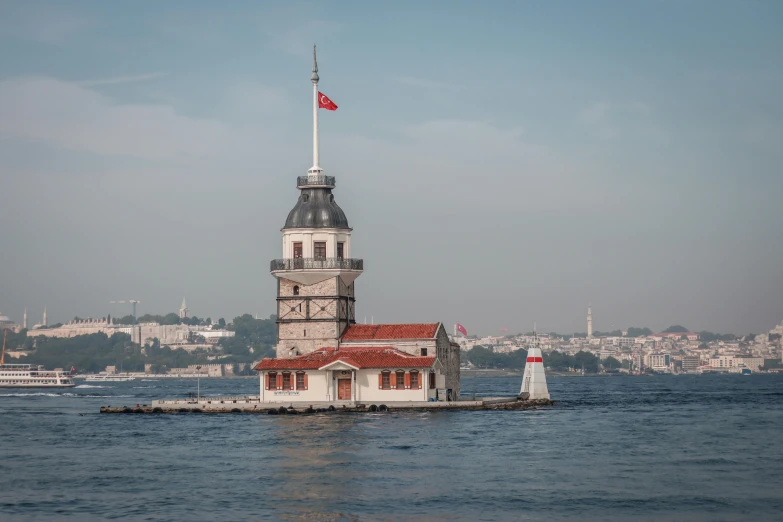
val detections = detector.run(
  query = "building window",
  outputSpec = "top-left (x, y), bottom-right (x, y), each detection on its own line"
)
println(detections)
top-left (396, 371), bottom-right (405, 389)
top-left (410, 371), bottom-right (419, 389)
top-left (429, 371), bottom-right (436, 389)
top-left (421, 348), bottom-right (427, 356)
top-left (267, 372), bottom-right (277, 390)
top-left (381, 371), bottom-right (391, 389)
top-left (314, 242), bottom-right (326, 259)
top-left (337, 242), bottom-right (344, 259)
top-left (296, 372), bottom-right (307, 390)
top-left (293, 243), bottom-right (303, 259)
top-left (282, 372), bottom-right (292, 390)
top-left (303, 329), bottom-right (307, 337)
top-left (293, 285), bottom-right (299, 296)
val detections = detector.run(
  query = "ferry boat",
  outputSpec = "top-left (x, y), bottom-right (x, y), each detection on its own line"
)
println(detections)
top-left (0, 330), bottom-right (75, 387)
top-left (0, 364), bottom-right (76, 388)
top-left (84, 373), bottom-right (136, 382)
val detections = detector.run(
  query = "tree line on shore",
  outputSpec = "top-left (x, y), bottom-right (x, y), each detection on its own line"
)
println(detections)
top-left (5, 313), bottom-right (278, 373)
top-left (464, 345), bottom-right (619, 373)
top-left (502, 325), bottom-right (756, 343)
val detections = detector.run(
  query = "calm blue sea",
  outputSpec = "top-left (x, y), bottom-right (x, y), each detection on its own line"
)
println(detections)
top-left (1, 374), bottom-right (782, 521)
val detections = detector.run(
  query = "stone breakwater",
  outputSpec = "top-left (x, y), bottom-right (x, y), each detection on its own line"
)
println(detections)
top-left (99, 395), bottom-right (555, 414)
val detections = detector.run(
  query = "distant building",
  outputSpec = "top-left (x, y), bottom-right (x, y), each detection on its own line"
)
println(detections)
top-left (646, 352), bottom-right (671, 371)
top-left (652, 332), bottom-right (699, 341)
top-left (0, 313), bottom-right (24, 334)
top-left (27, 318), bottom-right (133, 339)
top-left (708, 354), bottom-right (762, 371)
top-left (26, 318), bottom-right (233, 348)
top-left (710, 355), bottom-right (734, 369)
top-left (195, 329), bottom-right (235, 344)
top-left (734, 355), bottom-right (764, 371)
top-left (682, 356), bottom-right (700, 372)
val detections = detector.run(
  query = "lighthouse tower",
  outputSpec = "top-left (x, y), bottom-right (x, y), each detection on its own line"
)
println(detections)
top-left (270, 46), bottom-right (363, 358)
top-left (520, 329), bottom-right (550, 400)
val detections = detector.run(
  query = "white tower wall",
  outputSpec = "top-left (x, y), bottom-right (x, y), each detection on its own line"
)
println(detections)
top-left (520, 346), bottom-right (550, 400)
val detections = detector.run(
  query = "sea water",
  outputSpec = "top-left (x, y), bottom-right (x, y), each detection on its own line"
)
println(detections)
top-left (1, 374), bottom-right (782, 521)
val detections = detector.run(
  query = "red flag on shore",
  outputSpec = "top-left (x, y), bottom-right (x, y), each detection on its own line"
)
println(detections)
top-left (318, 92), bottom-right (338, 110)
top-left (457, 323), bottom-right (467, 336)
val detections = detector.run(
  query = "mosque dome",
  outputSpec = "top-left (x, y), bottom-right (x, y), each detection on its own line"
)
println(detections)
top-left (0, 314), bottom-right (12, 324)
top-left (283, 187), bottom-right (350, 230)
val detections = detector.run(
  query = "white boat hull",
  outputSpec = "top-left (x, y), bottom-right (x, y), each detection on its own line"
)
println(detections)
top-left (1, 363), bottom-right (75, 388)
top-left (0, 383), bottom-right (75, 388)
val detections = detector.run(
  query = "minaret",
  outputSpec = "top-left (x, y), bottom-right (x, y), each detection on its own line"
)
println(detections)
top-left (23, 308), bottom-right (27, 329)
top-left (587, 303), bottom-right (593, 339)
top-left (179, 297), bottom-right (189, 319)
top-left (270, 46), bottom-right (362, 358)
top-left (42, 306), bottom-right (47, 327)
top-left (309, 45), bottom-right (321, 177)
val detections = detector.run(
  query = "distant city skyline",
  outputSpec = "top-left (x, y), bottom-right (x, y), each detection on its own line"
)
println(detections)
top-left (3, 300), bottom-right (780, 338)
top-left (1, 1), bottom-right (782, 335)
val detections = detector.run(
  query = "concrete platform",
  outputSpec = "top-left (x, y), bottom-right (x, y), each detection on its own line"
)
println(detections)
top-left (99, 395), bottom-right (555, 414)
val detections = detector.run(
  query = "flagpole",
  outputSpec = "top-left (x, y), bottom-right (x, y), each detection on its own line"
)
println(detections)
top-left (310, 44), bottom-right (321, 176)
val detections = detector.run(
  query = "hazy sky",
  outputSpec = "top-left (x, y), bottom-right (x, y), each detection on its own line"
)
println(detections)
top-left (1, 1), bottom-right (782, 335)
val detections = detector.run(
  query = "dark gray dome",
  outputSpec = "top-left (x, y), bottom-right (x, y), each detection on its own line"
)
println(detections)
top-left (283, 188), bottom-right (350, 229)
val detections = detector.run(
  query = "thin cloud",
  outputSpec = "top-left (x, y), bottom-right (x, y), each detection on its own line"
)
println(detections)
top-left (396, 76), bottom-right (461, 91)
top-left (0, 77), bottom-right (228, 161)
top-left (579, 100), bottom-right (651, 125)
top-left (78, 72), bottom-right (170, 87)
top-left (0, 6), bottom-right (96, 44)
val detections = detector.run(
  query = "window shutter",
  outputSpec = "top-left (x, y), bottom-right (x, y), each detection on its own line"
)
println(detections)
top-left (404, 372), bottom-right (411, 389)
top-left (276, 373), bottom-right (283, 389)
top-left (304, 373), bottom-right (308, 390)
top-left (378, 373), bottom-right (383, 389)
top-left (289, 373), bottom-right (295, 390)
top-left (265, 373), bottom-right (270, 390)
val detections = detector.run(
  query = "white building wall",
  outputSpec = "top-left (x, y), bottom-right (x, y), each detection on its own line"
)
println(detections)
top-left (259, 370), bottom-right (331, 403)
top-left (281, 228), bottom-right (352, 259)
top-left (258, 367), bottom-right (440, 404)
top-left (357, 369), bottom-right (432, 402)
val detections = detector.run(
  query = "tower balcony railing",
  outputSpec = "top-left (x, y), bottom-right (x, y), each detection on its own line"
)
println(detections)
top-left (297, 175), bottom-right (335, 188)
top-left (270, 257), bottom-right (363, 272)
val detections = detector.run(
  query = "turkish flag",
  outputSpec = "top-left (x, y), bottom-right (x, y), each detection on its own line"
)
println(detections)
top-left (457, 323), bottom-right (467, 336)
top-left (318, 92), bottom-right (338, 111)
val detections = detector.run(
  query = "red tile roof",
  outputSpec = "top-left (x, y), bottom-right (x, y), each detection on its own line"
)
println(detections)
top-left (341, 323), bottom-right (439, 341)
top-left (254, 346), bottom-right (436, 371)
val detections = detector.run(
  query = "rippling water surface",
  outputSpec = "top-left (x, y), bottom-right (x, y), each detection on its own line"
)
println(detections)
top-left (1, 374), bottom-right (782, 521)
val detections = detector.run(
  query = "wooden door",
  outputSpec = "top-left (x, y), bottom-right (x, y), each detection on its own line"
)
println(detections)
top-left (337, 378), bottom-right (351, 400)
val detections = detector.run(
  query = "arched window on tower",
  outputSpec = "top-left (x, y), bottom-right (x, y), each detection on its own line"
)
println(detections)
top-left (293, 286), bottom-right (299, 295)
